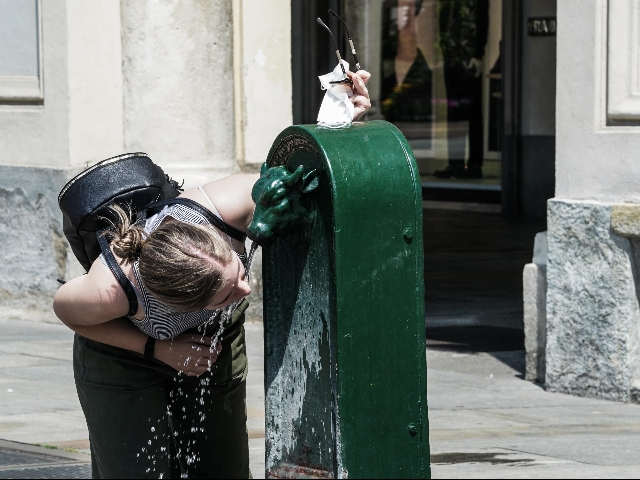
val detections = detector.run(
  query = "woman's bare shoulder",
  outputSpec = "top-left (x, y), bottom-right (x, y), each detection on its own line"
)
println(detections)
top-left (180, 174), bottom-right (259, 232)
top-left (53, 259), bottom-right (131, 327)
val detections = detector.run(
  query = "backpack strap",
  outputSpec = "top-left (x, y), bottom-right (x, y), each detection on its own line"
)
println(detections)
top-left (97, 231), bottom-right (139, 317)
top-left (147, 198), bottom-right (248, 243)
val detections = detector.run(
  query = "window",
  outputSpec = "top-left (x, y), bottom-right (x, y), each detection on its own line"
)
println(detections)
top-left (0, 0), bottom-right (42, 102)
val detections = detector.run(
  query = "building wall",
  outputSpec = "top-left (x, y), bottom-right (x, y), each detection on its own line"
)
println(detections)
top-left (238, 0), bottom-right (293, 166)
top-left (556, 0), bottom-right (640, 202)
top-left (121, 0), bottom-right (237, 187)
top-left (0, 0), bottom-right (293, 322)
top-left (0, 166), bottom-right (74, 321)
top-left (547, 0), bottom-right (640, 402)
top-left (0, 0), bottom-right (69, 169)
top-left (0, 0), bottom-right (73, 322)
top-left (67, 0), bottom-right (123, 166)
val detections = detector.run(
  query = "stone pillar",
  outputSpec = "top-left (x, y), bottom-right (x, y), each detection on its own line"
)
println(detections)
top-left (121, 0), bottom-right (237, 187)
top-left (546, 200), bottom-right (640, 402)
top-left (548, 0), bottom-right (640, 402)
top-left (235, 0), bottom-right (293, 167)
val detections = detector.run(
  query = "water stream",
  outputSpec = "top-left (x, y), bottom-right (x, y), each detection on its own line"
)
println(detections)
top-left (142, 241), bottom-right (259, 478)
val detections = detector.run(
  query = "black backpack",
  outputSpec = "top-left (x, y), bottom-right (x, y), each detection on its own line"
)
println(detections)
top-left (58, 152), bottom-right (247, 273)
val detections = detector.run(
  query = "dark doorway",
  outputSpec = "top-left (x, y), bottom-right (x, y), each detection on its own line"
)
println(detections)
top-left (291, 1), bottom-right (555, 355)
top-left (291, 0), bottom-right (556, 218)
top-left (502, 0), bottom-right (556, 219)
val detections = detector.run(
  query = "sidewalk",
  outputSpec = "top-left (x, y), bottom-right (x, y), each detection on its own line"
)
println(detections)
top-left (427, 348), bottom-right (640, 478)
top-left (2, 317), bottom-right (640, 478)
top-left (0, 317), bottom-right (266, 478)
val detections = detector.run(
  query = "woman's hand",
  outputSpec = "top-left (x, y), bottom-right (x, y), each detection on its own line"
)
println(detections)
top-left (154, 334), bottom-right (222, 376)
top-left (348, 70), bottom-right (372, 120)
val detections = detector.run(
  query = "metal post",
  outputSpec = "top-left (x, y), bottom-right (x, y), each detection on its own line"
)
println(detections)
top-left (258, 121), bottom-right (430, 479)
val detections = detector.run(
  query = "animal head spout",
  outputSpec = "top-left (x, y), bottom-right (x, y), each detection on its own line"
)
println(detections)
top-left (248, 164), bottom-right (319, 244)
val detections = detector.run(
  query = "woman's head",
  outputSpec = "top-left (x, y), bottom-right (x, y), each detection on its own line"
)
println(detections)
top-left (108, 205), bottom-right (250, 312)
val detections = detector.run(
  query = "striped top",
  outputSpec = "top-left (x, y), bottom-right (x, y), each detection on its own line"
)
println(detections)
top-left (100, 201), bottom-right (247, 340)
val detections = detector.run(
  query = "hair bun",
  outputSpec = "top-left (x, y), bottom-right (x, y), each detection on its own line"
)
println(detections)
top-left (112, 226), bottom-right (145, 263)
top-left (107, 204), bottom-right (146, 264)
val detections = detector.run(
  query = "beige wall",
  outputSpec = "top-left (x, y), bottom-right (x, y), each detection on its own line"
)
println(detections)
top-left (556, 0), bottom-right (640, 202)
top-left (121, 0), bottom-right (238, 188)
top-left (0, 0), bottom-right (69, 168)
top-left (67, 0), bottom-right (123, 166)
top-left (235, 0), bottom-right (293, 166)
top-left (0, 0), bottom-right (124, 170)
top-left (0, 0), bottom-right (293, 177)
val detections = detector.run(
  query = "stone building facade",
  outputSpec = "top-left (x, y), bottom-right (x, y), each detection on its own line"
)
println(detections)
top-left (0, 0), bottom-right (292, 322)
top-left (4, 0), bottom-right (640, 407)
top-left (544, 0), bottom-right (640, 403)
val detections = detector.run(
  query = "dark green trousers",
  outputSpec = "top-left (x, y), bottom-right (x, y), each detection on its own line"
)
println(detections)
top-left (74, 300), bottom-right (251, 479)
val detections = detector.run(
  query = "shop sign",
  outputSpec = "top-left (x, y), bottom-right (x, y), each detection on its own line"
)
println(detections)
top-left (527, 17), bottom-right (557, 36)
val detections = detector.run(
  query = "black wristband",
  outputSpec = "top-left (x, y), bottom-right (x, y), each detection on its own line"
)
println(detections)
top-left (144, 336), bottom-right (156, 360)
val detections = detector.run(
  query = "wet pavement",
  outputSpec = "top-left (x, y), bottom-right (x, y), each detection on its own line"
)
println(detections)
top-left (0, 317), bottom-right (266, 478)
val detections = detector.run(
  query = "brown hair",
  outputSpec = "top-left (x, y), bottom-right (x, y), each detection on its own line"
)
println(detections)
top-left (106, 205), bottom-right (233, 312)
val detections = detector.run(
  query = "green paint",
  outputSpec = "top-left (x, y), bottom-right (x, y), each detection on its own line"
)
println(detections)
top-left (248, 163), bottom-right (319, 245)
top-left (263, 121), bottom-right (430, 479)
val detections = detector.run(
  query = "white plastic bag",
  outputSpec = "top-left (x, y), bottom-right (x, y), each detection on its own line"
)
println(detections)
top-left (317, 61), bottom-right (354, 128)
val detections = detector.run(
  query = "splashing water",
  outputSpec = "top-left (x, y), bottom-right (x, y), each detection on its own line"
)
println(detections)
top-left (142, 242), bottom-right (260, 478)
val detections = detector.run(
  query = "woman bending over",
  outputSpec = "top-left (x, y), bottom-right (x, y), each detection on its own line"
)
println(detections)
top-left (54, 70), bottom-right (371, 478)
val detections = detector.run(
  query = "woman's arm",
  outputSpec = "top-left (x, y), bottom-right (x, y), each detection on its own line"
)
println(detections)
top-left (53, 262), bottom-right (130, 327)
top-left (180, 173), bottom-right (260, 234)
top-left (68, 317), bottom-right (218, 376)
top-left (72, 317), bottom-right (148, 353)
top-left (53, 263), bottom-right (149, 352)
top-left (181, 72), bottom-right (371, 228)
top-left (53, 263), bottom-right (219, 376)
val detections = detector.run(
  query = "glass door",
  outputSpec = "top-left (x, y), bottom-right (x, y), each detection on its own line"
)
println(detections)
top-left (344, 0), bottom-right (503, 199)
